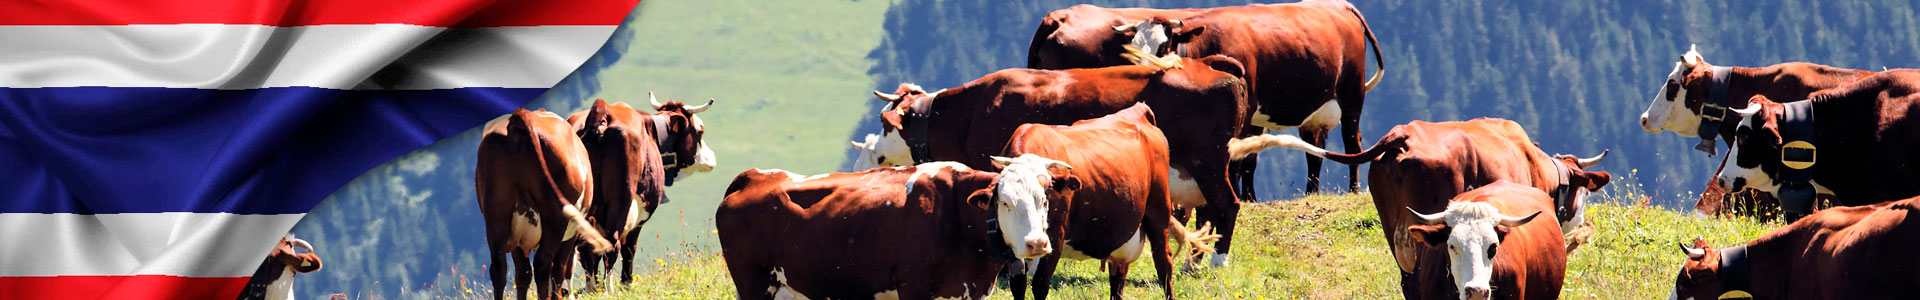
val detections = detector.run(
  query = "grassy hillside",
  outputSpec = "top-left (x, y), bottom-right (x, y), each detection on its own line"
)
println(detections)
top-left (574, 193), bottom-right (1775, 299)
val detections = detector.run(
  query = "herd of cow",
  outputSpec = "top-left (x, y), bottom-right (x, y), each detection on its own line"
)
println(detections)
top-left (464, 1), bottom-right (1920, 299)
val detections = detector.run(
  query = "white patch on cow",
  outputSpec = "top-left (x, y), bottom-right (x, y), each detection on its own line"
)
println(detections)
top-left (510, 209), bottom-right (542, 249)
top-left (1249, 110), bottom-right (1284, 131)
top-left (1168, 167), bottom-right (1206, 209)
top-left (1302, 100), bottom-right (1343, 131)
top-left (903, 162), bottom-right (970, 195)
top-left (873, 290), bottom-right (900, 300)
top-left (1642, 46), bottom-right (1706, 135)
top-left (769, 268), bottom-right (812, 300)
top-left (869, 130), bottom-right (916, 167)
top-left (850, 134), bottom-right (888, 170)
top-left (1715, 126), bottom-right (1774, 193)
top-left (1061, 242), bottom-right (1090, 260)
top-left (992, 154), bottom-right (1060, 259)
top-left (1429, 201), bottom-right (1530, 298)
top-left (759, 169), bottom-right (828, 183)
top-left (1127, 20), bottom-right (1170, 56)
top-left (265, 267), bottom-right (295, 300)
top-left (1110, 229), bottom-right (1147, 266)
top-left (626, 196), bottom-right (649, 232)
top-left (680, 139), bottom-right (717, 180)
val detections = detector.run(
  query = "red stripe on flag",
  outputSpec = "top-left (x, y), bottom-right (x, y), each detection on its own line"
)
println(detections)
top-left (0, 0), bottom-right (640, 26)
top-left (0, 275), bottom-right (249, 299)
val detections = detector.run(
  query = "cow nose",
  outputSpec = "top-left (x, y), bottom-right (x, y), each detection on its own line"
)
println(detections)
top-left (1023, 239), bottom-right (1052, 257)
top-left (1641, 115), bottom-right (1660, 133)
top-left (1462, 286), bottom-right (1491, 300)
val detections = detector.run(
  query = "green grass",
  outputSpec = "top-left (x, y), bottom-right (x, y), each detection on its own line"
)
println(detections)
top-left (568, 193), bottom-right (1777, 299)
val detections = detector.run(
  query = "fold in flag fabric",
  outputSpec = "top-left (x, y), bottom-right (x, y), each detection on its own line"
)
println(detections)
top-left (0, 0), bottom-right (641, 298)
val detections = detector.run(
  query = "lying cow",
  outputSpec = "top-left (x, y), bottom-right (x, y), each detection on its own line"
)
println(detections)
top-left (716, 157), bottom-right (1074, 300)
top-left (1231, 118), bottom-right (1606, 288)
top-left (1717, 69), bottom-right (1920, 220)
top-left (1405, 182), bottom-right (1564, 300)
top-left (235, 234), bottom-right (322, 300)
top-left (866, 54), bottom-right (1253, 267)
top-left (1633, 45), bottom-right (1874, 216)
top-left (565, 95), bottom-right (716, 288)
top-left (1672, 196), bottom-right (1920, 299)
top-left (476, 108), bottom-right (614, 300)
top-left (1001, 103), bottom-right (1216, 300)
top-left (1120, 0), bottom-right (1386, 193)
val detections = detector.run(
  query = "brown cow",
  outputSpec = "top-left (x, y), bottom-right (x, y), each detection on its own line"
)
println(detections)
top-left (1000, 103), bottom-right (1216, 300)
top-left (476, 108), bottom-right (614, 300)
top-left (1672, 196), bottom-right (1920, 299)
top-left (1026, 5), bottom-right (1265, 204)
top-left (1405, 182), bottom-right (1564, 300)
top-left (1231, 118), bottom-right (1606, 291)
top-left (565, 95), bottom-right (716, 288)
top-left (717, 158), bottom-right (1073, 300)
top-left (1126, 0), bottom-right (1385, 193)
top-left (864, 54), bottom-right (1252, 267)
top-left (235, 234), bottom-right (322, 300)
top-left (1716, 69), bottom-right (1920, 220)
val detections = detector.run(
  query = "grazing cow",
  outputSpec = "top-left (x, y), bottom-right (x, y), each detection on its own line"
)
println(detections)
top-left (866, 54), bottom-right (1252, 267)
top-left (236, 234), bottom-right (322, 300)
top-left (716, 157), bottom-right (1074, 300)
top-left (1672, 196), bottom-right (1920, 299)
top-left (1127, 0), bottom-right (1386, 193)
top-left (1001, 104), bottom-right (1217, 300)
top-left (1716, 69), bottom-right (1920, 220)
top-left (1231, 118), bottom-right (1607, 282)
top-left (1405, 182), bottom-right (1564, 300)
top-left (565, 95), bottom-right (716, 288)
top-left (476, 108), bottom-right (614, 300)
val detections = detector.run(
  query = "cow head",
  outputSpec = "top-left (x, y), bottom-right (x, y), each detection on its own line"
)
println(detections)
top-left (1714, 98), bottom-right (1788, 194)
top-left (1112, 17), bottom-right (1176, 58)
top-left (271, 234), bottom-right (322, 274)
top-left (849, 133), bottom-right (911, 170)
top-left (1550, 151), bottom-right (1613, 231)
top-left (869, 84), bottom-right (947, 165)
top-left (1671, 239), bottom-right (1753, 300)
top-left (648, 92), bottom-right (718, 183)
top-left (980, 154), bottom-right (1079, 259)
top-left (1640, 44), bottom-right (1718, 136)
top-left (1407, 203), bottom-right (1543, 300)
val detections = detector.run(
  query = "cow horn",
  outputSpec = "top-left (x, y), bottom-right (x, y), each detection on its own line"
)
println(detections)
top-left (1681, 242), bottom-right (1707, 259)
top-left (1112, 20), bottom-right (1139, 32)
top-left (1730, 105), bottom-right (1762, 118)
top-left (649, 91), bottom-right (665, 109)
top-left (1498, 211), bottom-right (1543, 227)
top-left (928, 88), bottom-right (949, 98)
top-left (989, 156), bottom-right (1015, 168)
top-left (1045, 160), bottom-right (1073, 170)
top-left (290, 238), bottom-right (315, 254)
top-left (1407, 207), bottom-right (1447, 225)
top-left (1577, 149), bottom-right (1609, 168)
top-left (686, 99), bottom-right (714, 114)
top-left (874, 90), bottom-right (902, 102)
top-left (850, 140), bottom-right (867, 149)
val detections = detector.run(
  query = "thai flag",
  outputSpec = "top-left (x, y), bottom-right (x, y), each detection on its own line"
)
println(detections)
top-left (0, 0), bottom-right (639, 298)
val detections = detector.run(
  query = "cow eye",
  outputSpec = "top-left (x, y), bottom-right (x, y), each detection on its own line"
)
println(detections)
top-left (1486, 245), bottom-right (1498, 259)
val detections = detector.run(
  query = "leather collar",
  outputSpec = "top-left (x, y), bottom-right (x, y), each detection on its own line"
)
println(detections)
top-left (1695, 66), bottom-right (1735, 155)
top-left (1773, 101), bottom-right (1818, 216)
top-left (1550, 159), bottom-right (1578, 224)
top-left (651, 114), bottom-right (684, 185)
top-left (1716, 245), bottom-right (1753, 298)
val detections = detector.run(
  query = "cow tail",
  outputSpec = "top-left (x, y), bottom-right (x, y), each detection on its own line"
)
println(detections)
top-left (1229, 133), bottom-right (1389, 165)
top-left (517, 110), bottom-right (615, 253)
top-left (1348, 5), bottom-right (1385, 93)
top-left (1168, 217), bottom-right (1220, 262)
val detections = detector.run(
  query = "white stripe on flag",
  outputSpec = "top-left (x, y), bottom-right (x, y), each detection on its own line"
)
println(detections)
top-left (0, 213), bottom-right (306, 277)
top-left (0, 24), bottom-right (615, 90)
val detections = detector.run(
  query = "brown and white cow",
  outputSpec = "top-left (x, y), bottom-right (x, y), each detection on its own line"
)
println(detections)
top-left (865, 54), bottom-right (1252, 267)
top-left (1715, 69), bottom-right (1920, 220)
top-left (1123, 0), bottom-right (1386, 193)
top-left (716, 158), bottom-right (1073, 300)
top-left (1000, 103), bottom-right (1216, 300)
top-left (235, 234), bottom-right (322, 300)
top-left (476, 108), bottom-right (614, 300)
top-left (1672, 196), bottom-right (1920, 300)
top-left (565, 95), bottom-right (715, 288)
top-left (1405, 182), bottom-right (1564, 300)
top-left (1232, 118), bottom-right (1607, 279)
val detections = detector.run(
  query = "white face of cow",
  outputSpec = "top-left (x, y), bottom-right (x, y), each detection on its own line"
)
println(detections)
top-left (1123, 19), bottom-right (1171, 57)
top-left (677, 115), bottom-right (717, 180)
top-left (1640, 45), bottom-right (1707, 136)
top-left (1715, 115), bottom-right (1778, 193)
top-left (866, 130), bottom-right (915, 168)
top-left (991, 154), bottom-right (1070, 259)
top-left (1409, 203), bottom-right (1541, 300)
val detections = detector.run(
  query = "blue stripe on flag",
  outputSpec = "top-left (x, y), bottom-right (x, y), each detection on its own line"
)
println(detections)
top-left (0, 87), bottom-right (539, 214)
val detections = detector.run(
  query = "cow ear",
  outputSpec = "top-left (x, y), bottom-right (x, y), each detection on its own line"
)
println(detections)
top-left (1407, 224), bottom-right (1449, 247)
top-left (1578, 171), bottom-right (1612, 191)
top-left (881, 110), bottom-right (906, 131)
top-left (1493, 225), bottom-right (1513, 240)
top-left (1759, 105), bottom-right (1785, 145)
top-left (1053, 174), bottom-right (1081, 192)
top-left (1199, 55), bottom-right (1246, 79)
top-left (291, 253), bottom-right (322, 273)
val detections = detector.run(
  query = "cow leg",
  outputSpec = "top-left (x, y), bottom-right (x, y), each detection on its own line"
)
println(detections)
top-left (1300, 128), bottom-right (1329, 194)
top-left (1231, 153), bottom-right (1259, 202)
top-left (533, 249), bottom-right (554, 300)
top-left (578, 244), bottom-right (602, 292)
top-left (1143, 211), bottom-right (1176, 300)
top-left (1030, 255), bottom-right (1063, 300)
top-left (489, 250), bottom-right (509, 300)
top-left (722, 261), bottom-right (773, 300)
top-left (1107, 259), bottom-right (1131, 300)
top-left (512, 250), bottom-right (533, 300)
top-left (1195, 166), bottom-right (1241, 267)
top-left (619, 229), bottom-right (640, 285)
top-left (1010, 270), bottom-right (1029, 300)
top-left (1339, 112), bottom-right (1364, 193)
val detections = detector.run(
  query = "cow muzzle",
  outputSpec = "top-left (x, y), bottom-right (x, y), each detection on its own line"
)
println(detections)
top-left (1462, 285), bottom-right (1491, 300)
top-left (1019, 237), bottom-right (1052, 259)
